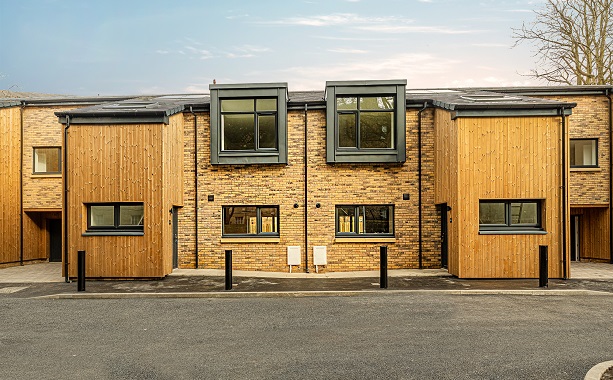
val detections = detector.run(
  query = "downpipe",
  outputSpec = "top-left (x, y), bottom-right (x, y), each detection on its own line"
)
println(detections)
top-left (607, 89), bottom-right (613, 264)
top-left (417, 102), bottom-right (428, 269)
top-left (189, 107), bottom-right (199, 269)
top-left (561, 107), bottom-right (568, 279)
top-left (63, 116), bottom-right (70, 283)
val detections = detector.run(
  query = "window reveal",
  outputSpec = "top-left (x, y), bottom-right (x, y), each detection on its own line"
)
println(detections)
top-left (223, 206), bottom-right (279, 236)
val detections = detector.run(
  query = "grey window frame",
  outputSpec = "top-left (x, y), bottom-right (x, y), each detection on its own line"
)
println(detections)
top-left (479, 200), bottom-right (544, 233)
top-left (210, 83), bottom-right (288, 165)
top-left (85, 202), bottom-right (144, 236)
top-left (33, 146), bottom-right (62, 174)
top-left (570, 138), bottom-right (598, 168)
top-left (335, 204), bottom-right (395, 237)
top-left (222, 205), bottom-right (280, 237)
top-left (326, 80), bottom-right (406, 163)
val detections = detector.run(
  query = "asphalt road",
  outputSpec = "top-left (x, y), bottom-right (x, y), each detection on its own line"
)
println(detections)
top-left (1, 294), bottom-right (612, 379)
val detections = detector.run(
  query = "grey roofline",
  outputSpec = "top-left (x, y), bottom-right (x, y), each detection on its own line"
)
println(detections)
top-left (326, 79), bottom-right (407, 87)
top-left (0, 101), bottom-right (21, 109)
top-left (209, 82), bottom-right (288, 90)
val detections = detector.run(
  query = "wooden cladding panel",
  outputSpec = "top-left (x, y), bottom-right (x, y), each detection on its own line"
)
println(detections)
top-left (433, 109), bottom-right (460, 276)
top-left (0, 107), bottom-right (22, 264)
top-left (456, 116), bottom-right (566, 278)
top-left (66, 123), bottom-right (166, 278)
top-left (579, 207), bottom-right (610, 261)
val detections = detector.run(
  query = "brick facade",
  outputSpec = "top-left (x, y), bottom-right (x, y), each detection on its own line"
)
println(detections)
top-left (177, 107), bottom-right (441, 272)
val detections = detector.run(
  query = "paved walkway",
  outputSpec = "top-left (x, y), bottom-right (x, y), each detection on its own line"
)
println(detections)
top-left (0, 261), bottom-right (612, 283)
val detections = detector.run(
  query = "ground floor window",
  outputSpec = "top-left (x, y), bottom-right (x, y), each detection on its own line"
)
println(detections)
top-left (335, 205), bottom-right (394, 236)
top-left (479, 200), bottom-right (542, 232)
top-left (86, 203), bottom-right (144, 234)
top-left (223, 206), bottom-right (279, 236)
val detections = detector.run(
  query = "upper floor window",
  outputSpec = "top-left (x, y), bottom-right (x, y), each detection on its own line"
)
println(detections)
top-left (85, 203), bottom-right (144, 235)
top-left (210, 83), bottom-right (288, 165)
top-left (479, 200), bottom-right (544, 234)
top-left (570, 138), bottom-right (598, 168)
top-left (335, 205), bottom-right (394, 237)
top-left (326, 80), bottom-right (406, 164)
top-left (33, 147), bottom-right (61, 174)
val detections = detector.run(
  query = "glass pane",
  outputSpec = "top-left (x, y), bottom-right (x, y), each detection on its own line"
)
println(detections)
top-left (479, 203), bottom-right (506, 225)
top-left (34, 148), bottom-right (60, 173)
top-left (260, 207), bottom-right (278, 233)
top-left (338, 113), bottom-right (357, 148)
top-left (222, 114), bottom-right (255, 150)
top-left (336, 206), bottom-right (356, 233)
top-left (258, 115), bottom-right (277, 149)
top-left (570, 139), bottom-right (597, 166)
top-left (223, 207), bottom-right (257, 235)
top-left (221, 99), bottom-right (254, 112)
top-left (90, 205), bottom-right (115, 227)
top-left (256, 98), bottom-right (277, 111)
top-left (360, 96), bottom-right (394, 110)
top-left (362, 206), bottom-right (393, 234)
top-left (337, 97), bottom-right (357, 110)
top-left (119, 205), bottom-right (144, 226)
top-left (359, 112), bottom-right (393, 148)
top-left (511, 202), bottom-right (538, 225)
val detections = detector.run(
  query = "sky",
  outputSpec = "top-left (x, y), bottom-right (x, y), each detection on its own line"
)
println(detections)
top-left (0, 0), bottom-right (546, 96)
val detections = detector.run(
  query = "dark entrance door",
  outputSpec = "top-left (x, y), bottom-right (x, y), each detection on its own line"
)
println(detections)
top-left (49, 219), bottom-right (62, 262)
top-left (570, 215), bottom-right (580, 261)
top-left (439, 204), bottom-right (449, 268)
top-left (172, 206), bottom-right (179, 269)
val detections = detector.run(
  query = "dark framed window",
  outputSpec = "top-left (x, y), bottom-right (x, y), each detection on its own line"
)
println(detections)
top-left (479, 200), bottom-right (543, 233)
top-left (222, 206), bottom-right (279, 236)
top-left (33, 147), bottom-right (61, 174)
top-left (326, 80), bottom-right (406, 163)
top-left (335, 205), bottom-right (394, 237)
top-left (570, 138), bottom-right (598, 167)
top-left (210, 83), bottom-right (288, 165)
top-left (86, 203), bottom-right (144, 234)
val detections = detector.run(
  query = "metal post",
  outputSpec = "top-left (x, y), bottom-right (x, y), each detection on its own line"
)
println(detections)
top-left (77, 250), bottom-right (85, 292)
top-left (380, 246), bottom-right (388, 289)
top-left (539, 245), bottom-right (548, 288)
top-left (225, 250), bottom-right (233, 291)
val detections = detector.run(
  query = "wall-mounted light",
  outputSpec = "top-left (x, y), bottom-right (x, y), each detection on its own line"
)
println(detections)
top-left (208, 195), bottom-right (214, 202)
top-left (294, 203), bottom-right (299, 208)
top-left (316, 203), bottom-right (321, 208)
top-left (403, 193), bottom-right (410, 200)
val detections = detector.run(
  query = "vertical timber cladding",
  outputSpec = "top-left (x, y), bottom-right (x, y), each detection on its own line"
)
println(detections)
top-left (455, 115), bottom-right (565, 278)
top-left (0, 106), bottom-right (22, 265)
top-left (184, 107), bottom-right (440, 272)
top-left (66, 115), bottom-right (183, 278)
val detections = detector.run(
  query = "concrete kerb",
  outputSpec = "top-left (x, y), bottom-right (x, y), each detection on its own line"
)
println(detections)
top-left (585, 360), bottom-right (613, 380)
top-left (33, 289), bottom-right (612, 300)
top-left (168, 268), bottom-right (452, 278)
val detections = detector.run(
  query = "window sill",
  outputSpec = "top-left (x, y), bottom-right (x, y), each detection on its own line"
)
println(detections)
top-left (570, 167), bottom-right (601, 172)
top-left (82, 231), bottom-right (144, 236)
top-left (335, 237), bottom-right (396, 243)
top-left (31, 173), bottom-right (62, 178)
top-left (214, 152), bottom-right (286, 165)
top-left (479, 230), bottom-right (547, 235)
top-left (221, 237), bottom-right (280, 243)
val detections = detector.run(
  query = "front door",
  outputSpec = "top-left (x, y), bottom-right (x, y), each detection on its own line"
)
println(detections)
top-left (172, 206), bottom-right (179, 269)
top-left (49, 219), bottom-right (62, 262)
top-left (570, 215), bottom-right (580, 261)
top-left (439, 204), bottom-right (449, 268)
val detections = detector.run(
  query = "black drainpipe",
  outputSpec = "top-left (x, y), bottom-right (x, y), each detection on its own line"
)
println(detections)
top-left (561, 107), bottom-right (568, 279)
top-left (606, 89), bottom-right (613, 264)
top-left (417, 102), bottom-right (428, 269)
top-left (63, 116), bottom-right (70, 283)
top-left (189, 107), bottom-right (199, 268)
top-left (304, 104), bottom-right (309, 273)
top-left (19, 103), bottom-right (25, 266)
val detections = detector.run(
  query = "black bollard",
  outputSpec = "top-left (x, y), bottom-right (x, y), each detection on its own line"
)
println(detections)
top-left (380, 246), bottom-right (388, 289)
top-left (225, 250), bottom-right (233, 291)
top-left (77, 250), bottom-right (86, 292)
top-left (539, 245), bottom-right (548, 288)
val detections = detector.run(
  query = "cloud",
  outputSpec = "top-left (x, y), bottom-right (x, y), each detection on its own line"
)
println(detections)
top-left (471, 43), bottom-right (509, 48)
top-left (155, 50), bottom-right (170, 55)
top-left (356, 25), bottom-right (482, 34)
top-left (260, 13), bottom-right (403, 27)
top-left (327, 48), bottom-right (368, 54)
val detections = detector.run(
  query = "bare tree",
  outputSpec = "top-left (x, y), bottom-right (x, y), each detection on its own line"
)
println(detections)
top-left (512, 0), bottom-right (612, 85)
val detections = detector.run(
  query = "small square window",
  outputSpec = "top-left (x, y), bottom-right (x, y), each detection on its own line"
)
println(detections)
top-left (33, 147), bottom-right (61, 174)
top-left (222, 206), bottom-right (279, 236)
top-left (335, 205), bottom-right (394, 237)
top-left (570, 139), bottom-right (598, 167)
